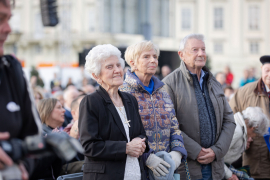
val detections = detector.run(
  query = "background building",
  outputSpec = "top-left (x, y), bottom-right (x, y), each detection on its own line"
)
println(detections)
top-left (4, 0), bottom-right (270, 89)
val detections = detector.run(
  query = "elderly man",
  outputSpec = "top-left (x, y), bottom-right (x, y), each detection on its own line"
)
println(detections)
top-left (230, 55), bottom-right (270, 180)
top-left (163, 34), bottom-right (236, 180)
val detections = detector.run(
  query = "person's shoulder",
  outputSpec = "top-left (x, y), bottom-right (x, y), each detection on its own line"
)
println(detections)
top-left (237, 80), bottom-right (258, 94)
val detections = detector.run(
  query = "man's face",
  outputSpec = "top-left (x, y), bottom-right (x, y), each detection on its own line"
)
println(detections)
top-left (261, 64), bottom-right (270, 88)
top-left (0, 2), bottom-right (11, 56)
top-left (178, 38), bottom-right (206, 70)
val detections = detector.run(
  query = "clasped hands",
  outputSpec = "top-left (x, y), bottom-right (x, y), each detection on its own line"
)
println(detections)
top-left (126, 137), bottom-right (146, 158)
top-left (197, 148), bottom-right (215, 164)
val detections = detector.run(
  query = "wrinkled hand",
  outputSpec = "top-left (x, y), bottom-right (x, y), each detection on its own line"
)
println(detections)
top-left (228, 174), bottom-right (239, 180)
top-left (146, 154), bottom-right (171, 177)
top-left (126, 138), bottom-right (146, 158)
top-left (0, 132), bottom-right (13, 169)
top-left (197, 148), bottom-right (215, 164)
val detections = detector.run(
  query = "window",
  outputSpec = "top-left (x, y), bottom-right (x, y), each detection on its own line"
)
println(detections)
top-left (214, 42), bottom-right (223, 54)
top-left (152, 0), bottom-right (169, 37)
top-left (250, 42), bottom-right (259, 54)
top-left (214, 7), bottom-right (223, 29)
top-left (249, 6), bottom-right (260, 30)
top-left (88, 7), bottom-right (95, 32)
top-left (182, 8), bottom-right (191, 30)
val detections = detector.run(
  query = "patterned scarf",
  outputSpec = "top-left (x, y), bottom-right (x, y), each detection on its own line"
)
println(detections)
top-left (261, 81), bottom-right (270, 99)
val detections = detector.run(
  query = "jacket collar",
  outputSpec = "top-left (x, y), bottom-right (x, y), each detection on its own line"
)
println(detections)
top-left (96, 85), bottom-right (133, 140)
top-left (254, 78), bottom-right (268, 96)
top-left (125, 69), bottom-right (164, 93)
top-left (179, 60), bottom-right (214, 82)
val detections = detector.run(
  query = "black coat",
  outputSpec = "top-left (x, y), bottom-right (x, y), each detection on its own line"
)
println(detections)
top-left (79, 86), bottom-right (149, 180)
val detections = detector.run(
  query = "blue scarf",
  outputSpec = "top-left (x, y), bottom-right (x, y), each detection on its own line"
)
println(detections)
top-left (133, 72), bottom-right (154, 94)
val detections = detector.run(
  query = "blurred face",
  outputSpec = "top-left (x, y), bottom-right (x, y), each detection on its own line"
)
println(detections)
top-left (0, 2), bottom-right (11, 56)
top-left (56, 94), bottom-right (65, 106)
top-left (135, 49), bottom-right (158, 76)
top-left (71, 97), bottom-right (83, 121)
top-left (261, 64), bottom-right (270, 88)
top-left (179, 38), bottom-right (206, 71)
top-left (50, 101), bottom-right (65, 126)
top-left (98, 55), bottom-right (123, 89)
top-left (65, 90), bottom-right (79, 108)
top-left (161, 66), bottom-right (171, 77)
top-left (216, 73), bottom-right (226, 85)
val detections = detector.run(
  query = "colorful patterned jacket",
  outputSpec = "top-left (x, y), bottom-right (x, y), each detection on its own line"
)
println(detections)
top-left (119, 70), bottom-right (187, 160)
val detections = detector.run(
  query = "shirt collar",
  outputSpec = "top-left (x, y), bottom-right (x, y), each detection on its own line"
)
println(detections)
top-left (266, 84), bottom-right (270, 92)
top-left (189, 69), bottom-right (205, 80)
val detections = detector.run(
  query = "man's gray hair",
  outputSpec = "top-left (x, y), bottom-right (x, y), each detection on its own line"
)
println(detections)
top-left (85, 44), bottom-right (125, 79)
top-left (179, 34), bottom-right (205, 51)
top-left (242, 107), bottom-right (269, 136)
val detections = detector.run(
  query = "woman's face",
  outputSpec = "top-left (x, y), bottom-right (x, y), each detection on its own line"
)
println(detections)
top-left (135, 49), bottom-right (158, 76)
top-left (49, 101), bottom-right (65, 126)
top-left (99, 55), bottom-right (123, 89)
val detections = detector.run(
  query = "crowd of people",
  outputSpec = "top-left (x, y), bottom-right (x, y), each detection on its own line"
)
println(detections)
top-left (1, 0), bottom-right (270, 180)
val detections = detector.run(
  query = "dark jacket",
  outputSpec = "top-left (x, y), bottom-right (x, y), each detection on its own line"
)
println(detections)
top-left (0, 55), bottom-right (40, 176)
top-left (162, 60), bottom-right (236, 180)
top-left (79, 86), bottom-right (150, 180)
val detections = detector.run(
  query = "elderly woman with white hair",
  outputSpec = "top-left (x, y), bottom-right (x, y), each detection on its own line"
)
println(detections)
top-left (78, 44), bottom-right (149, 180)
top-left (224, 107), bottom-right (269, 180)
top-left (119, 41), bottom-right (188, 179)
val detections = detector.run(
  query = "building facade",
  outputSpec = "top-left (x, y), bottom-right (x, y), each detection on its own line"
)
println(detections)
top-left (4, 0), bottom-right (270, 87)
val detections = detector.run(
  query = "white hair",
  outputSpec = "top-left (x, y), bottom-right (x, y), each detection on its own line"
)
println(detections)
top-left (179, 34), bottom-right (205, 51)
top-left (242, 107), bottom-right (270, 136)
top-left (85, 44), bottom-right (125, 78)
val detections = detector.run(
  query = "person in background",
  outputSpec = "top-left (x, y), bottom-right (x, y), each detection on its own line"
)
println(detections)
top-left (63, 87), bottom-right (79, 127)
top-left (120, 41), bottom-right (187, 179)
top-left (50, 73), bottom-right (62, 93)
top-left (248, 67), bottom-right (257, 82)
top-left (215, 72), bottom-right (227, 89)
top-left (33, 98), bottom-right (65, 179)
top-left (66, 77), bottom-right (74, 89)
top-left (224, 66), bottom-right (234, 86)
top-left (161, 65), bottom-right (172, 79)
top-left (0, 1), bottom-right (41, 179)
top-left (53, 91), bottom-right (65, 106)
top-left (229, 55), bottom-right (270, 180)
top-left (33, 87), bottom-right (44, 106)
top-left (79, 44), bottom-right (149, 180)
top-left (81, 84), bottom-right (96, 95)
top-left (223, 107), bottom-right (269, 180)
top-left (239, 68), bottom-right (254, 87)
top-left (69, 95), bottom-right (85, 139)
top-left (163, 33), bottom-right (236, 180)
top-left (224, 86), bottom-right (235, 102)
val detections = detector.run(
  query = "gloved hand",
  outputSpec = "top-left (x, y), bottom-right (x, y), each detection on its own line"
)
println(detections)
top-left (169, 151), bottom-right (182, 170)
top-left (146, 153), bottom-right (171, 177)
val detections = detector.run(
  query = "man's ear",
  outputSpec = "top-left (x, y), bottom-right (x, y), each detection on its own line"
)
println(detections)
top-left (71, 110), bottom-right (76, 119)
top-left (178, 51), bottom-right (184, 61)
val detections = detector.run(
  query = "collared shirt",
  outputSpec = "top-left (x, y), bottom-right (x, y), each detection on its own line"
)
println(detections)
top-left (190, 69), bottom-right (205, 90)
